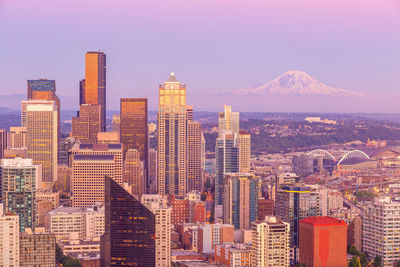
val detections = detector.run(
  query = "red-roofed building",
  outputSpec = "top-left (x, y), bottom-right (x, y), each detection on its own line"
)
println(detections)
top-left (299, 216), bottom-right (347, 267)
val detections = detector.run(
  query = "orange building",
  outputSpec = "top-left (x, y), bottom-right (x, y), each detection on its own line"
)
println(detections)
top-left (170, 196), bottom-right (189, 224)
top-left (299, 216), bottom-right (347, 267)
top-left (84, 51), bottom-right (106, 131)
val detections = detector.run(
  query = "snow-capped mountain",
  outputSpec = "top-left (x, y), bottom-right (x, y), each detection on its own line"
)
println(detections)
top-left (236, 70), bottom-right (360, 96)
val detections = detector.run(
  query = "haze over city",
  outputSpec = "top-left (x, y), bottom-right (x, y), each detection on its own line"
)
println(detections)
top-left (1, 0), bottom-right (400, 112)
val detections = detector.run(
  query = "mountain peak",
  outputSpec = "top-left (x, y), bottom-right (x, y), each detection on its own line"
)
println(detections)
top-left (237, 71), bottom-right (360, 97)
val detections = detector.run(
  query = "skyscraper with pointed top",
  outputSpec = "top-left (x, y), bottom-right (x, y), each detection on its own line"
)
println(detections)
top-left (158, 73), bottom-right (188, 196)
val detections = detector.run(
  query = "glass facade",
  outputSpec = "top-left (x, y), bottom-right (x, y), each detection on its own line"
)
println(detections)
top-left (120, 98), bottom-right (148, 189)
top-left (101, 176), bottom-right (155, 267)
top-left (1, 166), bottom-right (36, 232)
top-left (84, 52), bottom-right (106, 131)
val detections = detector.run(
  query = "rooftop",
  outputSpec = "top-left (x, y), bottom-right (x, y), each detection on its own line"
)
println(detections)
top-left (300, 216), bottom-right (347, 226)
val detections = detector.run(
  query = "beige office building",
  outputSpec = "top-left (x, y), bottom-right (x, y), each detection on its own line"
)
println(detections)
top-left (71, 143), bottom-right (123, 207)
top-left (97, 131), bottom-right (120, 144)
top-left (0, 213), bottom-right (19, 267)
top-left (46, 205), bottom-right (104, 241)
top-left (239, 132), bottom-right (251, 173)
top-left (25, 100), bottom-right (58, 183)
top-left (158, 73), bottom-right (188, 196)
top-left (251, 216), bottom-right (290, 267)
top-left (153, 207), bottom-right (172, 267)
top-left (20, 229), bottom-right (56, 267)
top-left (8, 126), bottom-right (27, 149)
top-left (187, 121), bottom-right (203, 192)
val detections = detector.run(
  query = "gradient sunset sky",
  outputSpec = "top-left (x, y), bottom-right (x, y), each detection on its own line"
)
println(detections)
top-left (0, 0), bottom-right (399, 112)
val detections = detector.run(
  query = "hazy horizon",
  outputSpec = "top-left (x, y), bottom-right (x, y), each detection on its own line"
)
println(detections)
top-left (1, 0), bottom-right (399, 112)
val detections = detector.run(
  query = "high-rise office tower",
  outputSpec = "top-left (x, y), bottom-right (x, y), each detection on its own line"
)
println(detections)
top-left (239, 131), bottom-right (251, 173)
top-left (124, 149), bottom-right (143, 197)
top-left (71, 104), bottom-right (101, 143)
top-left (186, 105), bottom-right (194, 122)
top-left (83, 51), bottom-right (106, 131)
top-left (0, 211), bottom-right (19, 267)
top-left (363, 196), bottom-right (400, 267)
top-left (20, 229), bottom-right (56, 267)
top-left (71, 143), bottom-right (123, 207)
top-left (120, 98), bottom-right (148, 189)
top-left (79, 79), bottom-right (85, 106)
top-left (1, 158), bottom-right (39, 232)
top-left (101, 176), bottom-right (155, 267)
top-left (27, 79), bottom-right (60, 148)
top-left (275, 185), bottom-right (323, 248)
top-left (112, 115), bottom-right (120, 132)
top-left (223, 173), bottom-right (259, 229)
top-left (218, 105), bottom-right (239, 137)
top-left (148, 148), bottom-right (157, 193)
top-left (299, 216), bottom-right (347, 267)
top-left (24, 100), bottom-right (58, 183)
top-left (215, 131), bottom-right (239, 206)
top-left (158, 73), bottom-right (188, 196)
top-left (8, 127), bottom-right (27, 149)
top-left (0, 129), bottom-right (7, 159)
top-left (250, 216), bottom-right (290, 267)
top-left (187, 121), bottom-right (203, 192)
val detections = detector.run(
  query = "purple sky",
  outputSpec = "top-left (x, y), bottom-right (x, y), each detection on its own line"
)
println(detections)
top-left (0, 0), bottom-right (399, 112)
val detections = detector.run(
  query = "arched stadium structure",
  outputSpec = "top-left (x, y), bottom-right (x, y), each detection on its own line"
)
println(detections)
top-left (337, 150), bottom-right (370, 166)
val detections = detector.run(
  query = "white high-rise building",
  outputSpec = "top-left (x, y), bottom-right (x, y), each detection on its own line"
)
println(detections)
top-left (218, 105), bottom-right (239, 138)
top-left (154, 207), bottom-right (171, 267)
top-left (251, 216), bottom-right (290, 267)
top-left (363, 197), bottom-right (400, 267)
top-left (0, 211), bottom-right (19, 267)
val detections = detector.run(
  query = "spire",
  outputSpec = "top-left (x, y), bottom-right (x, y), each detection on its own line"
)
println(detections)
top-left (166, 72), bottom-right (179, 83)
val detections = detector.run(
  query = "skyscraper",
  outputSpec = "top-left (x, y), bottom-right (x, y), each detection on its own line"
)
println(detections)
top-left (0, 129), bottom-right (7, 159)
top-left (1, 158), bottom-right (38, 232)
top-left (187, 121), bottom-right (203, 192)
top-left (215, 131), bottom-right (239, 206)
top-left (275, 185), bottom-right (323, 248)
top-left (71, 143), bottom-right (123, 207)
top-left (27, 79), bottom-right (60, 151)
top-left (124, 149), bottom-right (143, 197)
top-left (299, 216), bottom-right (347, 267)
top-left (79, 79), bottom-right (85, 106)
top-left (120, 98), bottom-right (148, 189)
top-left (71, 104), bottom-right (102, 143)
top-left (250, 216), bottom-right (290, 267)
top-left (24, 100), bottom-right (58, 183)
top-left (20, 229), bottom-right (56, 267)
top-left (158, 73), bottom-right (188, 196)
top-left (218, 105), bottom-right (239, 138)
top-left (239, 131), bottom-right (251, 173)
top-left (223, 173), bottom-right (259, 229)
top-left (84, 51), bottom-right (106, 131)
top-left (148, 148), bottom-right (157, 193)
top-left (101, 176), bottom-right (155, 267)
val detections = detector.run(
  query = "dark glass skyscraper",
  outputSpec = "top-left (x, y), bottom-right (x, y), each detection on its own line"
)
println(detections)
top-left (120, 98), bottom-right (148, 190)
top-left (84, 51), bottom-right (106, 131)
top-left (101, 176), bottom-right (155, 267)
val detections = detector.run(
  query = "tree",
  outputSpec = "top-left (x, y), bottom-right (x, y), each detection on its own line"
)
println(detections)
top-left (348, 245), bottom-right (360, 256)
top-left (56, 243), bottom-right (63, 264)
top-left (373, 255), bottom-right (382, 267)
top-left (360, 252), bottom-right (368, 267)
top-left (349, 256), bottom-right (361, 267)
top-left (63, 257), bottom-right (82, 267)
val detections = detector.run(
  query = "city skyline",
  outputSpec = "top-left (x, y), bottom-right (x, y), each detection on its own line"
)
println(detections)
top-left (0, 0), bottom-right (399, 112)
